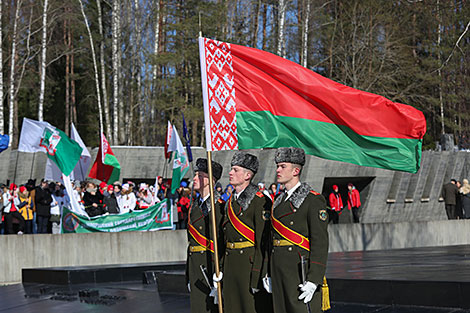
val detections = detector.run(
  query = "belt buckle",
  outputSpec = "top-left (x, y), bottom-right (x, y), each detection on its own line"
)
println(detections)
top-left (275, 240), bottom-right (280, 245)
top-left (230, 243), bottom-right (235, 249)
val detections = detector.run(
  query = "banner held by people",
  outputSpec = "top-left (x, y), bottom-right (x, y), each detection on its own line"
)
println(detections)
top-left (61, 200), bottom-right (172, 233)
top-left (198, 37), bottom-right (427, 173)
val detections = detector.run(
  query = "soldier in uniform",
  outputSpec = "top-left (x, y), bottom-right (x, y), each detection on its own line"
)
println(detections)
top-left (186, 158), bottom-right (224, 313)
top-left (218, 151), bottom-right (272, 313)
top-left (269, 147), bottom-right (329, 313)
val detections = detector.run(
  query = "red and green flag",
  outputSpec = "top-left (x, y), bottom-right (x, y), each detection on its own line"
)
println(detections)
top-left (89, 133), bottom-right (121, 183)
top-left (198, 37), bottom-right (426, 173)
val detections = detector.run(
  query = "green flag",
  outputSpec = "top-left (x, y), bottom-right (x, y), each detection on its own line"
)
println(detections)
top-left (40, 127), bottom-right (83, 176)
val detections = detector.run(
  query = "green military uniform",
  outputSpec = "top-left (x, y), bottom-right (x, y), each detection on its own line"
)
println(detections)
top-left (271, 183), bottom-right (329, 313)
top-left (221, 183), bottom-right (272, 313)
top-left (186, 192), bottom-right (225, 313)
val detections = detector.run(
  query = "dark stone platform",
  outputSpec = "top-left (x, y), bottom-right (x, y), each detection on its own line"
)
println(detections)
top-left (327, 245), bottom-right (470, 309)
top-left (22, 261), bottom-right (186, 285)
top-left (11, 245), bottom-right (470, 312)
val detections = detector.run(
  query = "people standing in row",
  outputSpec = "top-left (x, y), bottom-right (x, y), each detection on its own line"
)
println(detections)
top-left (328, 185), bottom-right (342, 224)
top-left (35, 180), bottom-right (52, 233)
top-left (269, 147), bottom-right (329, 313)
top-left (185, 158), bottom-right (224, 313)
top-left (219, 152), bottom-right (272, 313)
top-left (347, 183), bottom-right (361, 223)
top-left (442, 179), bottom-right (459, 220)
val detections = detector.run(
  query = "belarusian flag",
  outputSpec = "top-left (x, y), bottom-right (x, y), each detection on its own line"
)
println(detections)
top-left (39, 126), bottom-right (83, 176)
top-left (167, 126), bottom-right (189, 193)
top-left (198, 37), bottom-right (427, 173)
top-left (88, 133), bottom-right (121, 184)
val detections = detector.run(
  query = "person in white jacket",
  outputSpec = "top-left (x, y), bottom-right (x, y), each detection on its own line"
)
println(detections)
top-left (119, 183), bottom-right (136, 214)
top-left (4, 184), bottom-right (25, 234)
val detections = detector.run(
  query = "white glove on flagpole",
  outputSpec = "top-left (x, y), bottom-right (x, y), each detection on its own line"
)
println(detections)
top-left (263, 275), bottom-right (272, 293)
top-left (298, 281), bottom-right (317, 303)
top-left (209, 272), bottom-right (223, 304)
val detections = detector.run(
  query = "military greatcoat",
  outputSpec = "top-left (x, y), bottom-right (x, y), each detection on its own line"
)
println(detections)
top-left (271, 183), bottom-right (329, 313)
top-left (221, 184), bottom-right (272, 313)
top-left (186, 192), bottom-right (224, 313)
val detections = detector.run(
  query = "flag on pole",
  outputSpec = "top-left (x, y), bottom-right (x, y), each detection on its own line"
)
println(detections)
top-left (164, 121), bottom-right (173, 162)
top-left (88, 133), bottom-right (121, 184)
top-left (19, 118), bottom-right (54, 153)
top-left (39, 126), bottom-right (83, 176)
top-left (198, 37), bottom-right (427, 173)
top-left (182, 113), bottom-right (193, 162)
top-left (45, 123), bottom-right (91, 182)
top-left (168, 126), bottom-right (189, 193)
top-left (0, 135), bottom-right (9, 153)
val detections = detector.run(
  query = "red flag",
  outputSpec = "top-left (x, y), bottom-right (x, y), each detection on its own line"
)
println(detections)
top-left (88, 133), bottom-right (121, 183)
top-left (198, 37), bottom-right (426, 173)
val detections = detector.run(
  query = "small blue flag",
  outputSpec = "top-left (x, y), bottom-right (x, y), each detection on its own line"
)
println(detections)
top-left (0, 135), bottom-right (9, 153)
top-left (182, 113), bottom-right (193, 162)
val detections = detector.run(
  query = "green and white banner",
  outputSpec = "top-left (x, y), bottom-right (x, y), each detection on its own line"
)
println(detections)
top-left (61, 200), bottom-right (173, 233)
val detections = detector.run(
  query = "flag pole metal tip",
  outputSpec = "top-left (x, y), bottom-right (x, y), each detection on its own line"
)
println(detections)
top-left (206, 150), bottom-right (223, 313)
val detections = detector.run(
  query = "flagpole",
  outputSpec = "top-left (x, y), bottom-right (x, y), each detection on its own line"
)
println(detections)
top-left (30, 152), bottom-right (36, 179)
top-left (206, 150), bottom-right (223, 312)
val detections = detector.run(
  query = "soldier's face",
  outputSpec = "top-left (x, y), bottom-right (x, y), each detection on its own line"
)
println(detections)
top-left (276, 162), bottom-right (298, 184)
top-left (193, 171), bottom-right (209, 191)
top-left (229, 166), bottom-right (250, 187)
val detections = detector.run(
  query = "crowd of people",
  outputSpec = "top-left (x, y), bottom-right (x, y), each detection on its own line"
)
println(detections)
top-left (0, 176), bottom-right (191, 235)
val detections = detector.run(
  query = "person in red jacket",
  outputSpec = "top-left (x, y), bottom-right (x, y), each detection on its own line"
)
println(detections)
top-left (329, 185), bottom-right (343, 224)
top-left (347, 183), bottom-right (361, 223)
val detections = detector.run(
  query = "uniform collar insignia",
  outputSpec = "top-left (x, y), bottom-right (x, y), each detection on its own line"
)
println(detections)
top-left (234, 184), bottom-right (258, 211)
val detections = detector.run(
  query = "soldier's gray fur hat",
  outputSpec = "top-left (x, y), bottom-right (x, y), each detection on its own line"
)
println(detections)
top-left (194, 158), bottom-right (223, 181)
top-left (231, 151), bottom-right (259, 174)
top-left (275, 147), bottom-right (306, 166)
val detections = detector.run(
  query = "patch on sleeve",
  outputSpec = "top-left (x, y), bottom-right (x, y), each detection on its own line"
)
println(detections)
top-left (310, 190), bottom-right (320, 195)
top-left (256, 191), bottom-right (264, 198)
top-left (319, 209), bottom-right (328, 222)
top-left (218, 199), bottom-right (225, 204)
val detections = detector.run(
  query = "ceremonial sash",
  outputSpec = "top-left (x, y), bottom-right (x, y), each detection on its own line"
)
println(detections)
top-left (271, 214), bottom-right (310, 251)
top-left (188, 223), bottom-right (214, 253)
top-left (227, 195), bottom-right (255, 244)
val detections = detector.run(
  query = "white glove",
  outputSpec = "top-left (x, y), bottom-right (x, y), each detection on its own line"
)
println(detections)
top-left (213, 271), bottom-right (223, 283)
top-left (209, 272), bottom-right (223, 304)
top-left (187, 282), bottom-right (191, 292)
top-left (251, 288), bottom-right (259, 294)
top-left (262, 275), bottom-right (272, 293)
top-left (209, 281), bottom-right (219, 304)
top-left (298, 281), bottom-right (317, 303)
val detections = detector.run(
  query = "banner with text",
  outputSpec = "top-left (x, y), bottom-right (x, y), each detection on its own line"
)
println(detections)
top-left (61, 200), bottom-right (172, 233)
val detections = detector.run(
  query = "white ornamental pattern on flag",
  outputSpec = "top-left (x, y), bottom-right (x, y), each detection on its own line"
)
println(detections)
top-left (201, 37), bottom-right (238, 151)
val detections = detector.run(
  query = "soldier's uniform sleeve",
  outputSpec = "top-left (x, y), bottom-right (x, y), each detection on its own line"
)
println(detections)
top-left (306, 194), bottom-right (329, 284)
top-left (250, 193), bottom-right (269, 289)
top-left (215, 198), bottom-right (226, 266)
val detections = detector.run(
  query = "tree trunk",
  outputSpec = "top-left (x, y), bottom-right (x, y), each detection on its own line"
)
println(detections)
top-left (112, 0), bottom-right (121, 144)
top-left (97, 0), bottom-right (112, 139)
top-left (8, 0), bottom-right (21, 146)
top-left (78, 0), bottom-right (103, 135)
top-left (0, 0), bottom-right (4, 135)
top-left (301, 0), bottom-right (310, 67)
top-left (70, 24), bottom-right (77, 126)
top-left (251, 0), bottom-right (261, 47)
top-left (437, 0), bottom-right (444, 134)
top-left (277, 0), bottom-right (287, 57)
top-left (262, 2), bottom-right (267, 50)
top-left (38, 0), bottom-right (49, 122)
top-left (64, 17), bottom-right (70, 135)
top-left (134, 0), bottom-right (144, 145)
